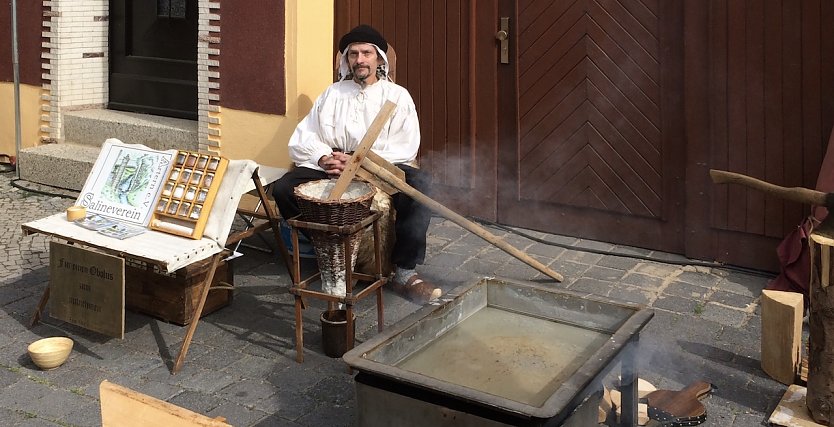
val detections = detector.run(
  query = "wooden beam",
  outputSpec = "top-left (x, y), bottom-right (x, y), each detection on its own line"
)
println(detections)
top-left (327, 100), bottom-right (397, 200)
top-left (100, 380), bottom-right (231, 426)
top-left (360, 158), bottom-right (564, 282)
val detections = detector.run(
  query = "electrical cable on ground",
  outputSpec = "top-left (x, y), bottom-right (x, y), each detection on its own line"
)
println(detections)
top-left (10, 178), bottom-right (77, 200)
top-left (469, 216), bottom-right (777, 279)
top-left (0, 155), bottom-right (15, 173)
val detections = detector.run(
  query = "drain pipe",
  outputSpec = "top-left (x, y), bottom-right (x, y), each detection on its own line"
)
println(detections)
top-left (11, 0), bottom-right (22, 179)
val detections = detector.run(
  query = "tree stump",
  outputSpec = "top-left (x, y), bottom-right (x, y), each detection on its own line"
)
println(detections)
top-left (808, 219), bottom-right (834, 425)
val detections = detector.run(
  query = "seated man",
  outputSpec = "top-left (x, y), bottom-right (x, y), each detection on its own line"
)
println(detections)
top-left (273, 24), bottom-right (441, 303)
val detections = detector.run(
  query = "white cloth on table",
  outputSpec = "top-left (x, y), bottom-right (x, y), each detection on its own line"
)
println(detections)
top-left (22, 156), bottom-right (287, 273)
top-left (22, 213), bottom-right (221, 273)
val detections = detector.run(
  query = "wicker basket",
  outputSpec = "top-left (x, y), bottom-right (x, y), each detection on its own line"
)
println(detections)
top-left (294, 180), bottom-right (376, 296)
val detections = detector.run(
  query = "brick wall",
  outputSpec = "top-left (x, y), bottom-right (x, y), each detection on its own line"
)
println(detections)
top-left (197, 1), bottom-right (221, 154)
top-left (41, 0), bottom-right (109, 142)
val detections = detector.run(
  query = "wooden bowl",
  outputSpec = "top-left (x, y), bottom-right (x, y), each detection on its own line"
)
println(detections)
top-left (27, 337), bottom-right (73, 370)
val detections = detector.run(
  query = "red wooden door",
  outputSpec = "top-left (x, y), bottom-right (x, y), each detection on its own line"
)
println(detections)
top-left (496, 0), bottom-right (686, 253)
top-left (334, 1), bottom-right (834, 272)
top-left (335, 0), bottom-right (498, 219)
top-left (684, 1), bottom-right (834, 272)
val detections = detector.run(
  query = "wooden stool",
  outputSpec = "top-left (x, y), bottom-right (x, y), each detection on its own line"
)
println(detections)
top-left (287, 212), bottom-right (387, 363)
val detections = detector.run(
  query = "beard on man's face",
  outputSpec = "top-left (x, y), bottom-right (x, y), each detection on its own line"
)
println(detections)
top-left (352, 64), bottom-right (372, 81)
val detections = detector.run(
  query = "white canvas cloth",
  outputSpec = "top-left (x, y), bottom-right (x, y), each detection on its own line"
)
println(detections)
top-left (202, 161), bottom-right (287, 247)
top-left (22, 213), bottom-right (221, 273)
top-left (22, 142), bottom-right (287, 273)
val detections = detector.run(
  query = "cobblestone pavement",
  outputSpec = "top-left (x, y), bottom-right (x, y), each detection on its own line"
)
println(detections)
top-left (0, 168), bottom-right (788, 426)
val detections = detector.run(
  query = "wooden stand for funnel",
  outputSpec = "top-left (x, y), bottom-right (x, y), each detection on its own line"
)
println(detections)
top-left (327, 101), bottom-right (563, 283)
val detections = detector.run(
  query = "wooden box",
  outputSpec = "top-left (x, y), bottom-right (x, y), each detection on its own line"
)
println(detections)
top-left (124, 257), bottom-right (233, 326)
top-left (150, 151), bottom-right (229, 240)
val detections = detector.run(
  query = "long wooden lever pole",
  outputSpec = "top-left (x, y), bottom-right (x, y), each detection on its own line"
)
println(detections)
top-left (360, 159), bottom-right (564, 282)
top-left (710, 169), bottom-right (834, 208)
top-left (327, 101), bottom-right (397, 200)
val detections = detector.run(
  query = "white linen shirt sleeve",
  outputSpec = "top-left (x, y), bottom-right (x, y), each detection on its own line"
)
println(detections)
top-left (287, 81), bottom-right (421, 170)
top-left (286, 89), bottom-right (336, 171)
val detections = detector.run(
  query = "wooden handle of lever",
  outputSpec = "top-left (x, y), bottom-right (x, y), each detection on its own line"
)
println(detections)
top-left (361, 159), bottom-right (564, 282)
top-left (709, 169), bottom-right (834, 208)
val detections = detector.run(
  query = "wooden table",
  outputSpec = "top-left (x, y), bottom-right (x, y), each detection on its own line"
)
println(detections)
top-left (22, 165), bottom-right (288, 374)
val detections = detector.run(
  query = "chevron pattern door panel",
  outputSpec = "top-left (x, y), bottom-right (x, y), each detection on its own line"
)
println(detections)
top-left (498, 0), bottom-right (685, 251)
top-left (518, 0), bottom-right (660, 216)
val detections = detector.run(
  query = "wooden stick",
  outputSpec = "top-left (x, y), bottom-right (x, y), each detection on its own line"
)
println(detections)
top-left (327, 101), bottom-right (397, 200)
top-left (709, 169), bottom-right (834, 207)
top-left (100, 380), bottom-right (231, 426)
top-left (173, 253), bottom-right (221, 374)
top-left (360, 159), bottom-right (564, 282)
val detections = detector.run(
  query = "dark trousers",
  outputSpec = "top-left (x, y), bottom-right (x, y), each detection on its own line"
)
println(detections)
top-left (272, 165), bottom-right (431, 269)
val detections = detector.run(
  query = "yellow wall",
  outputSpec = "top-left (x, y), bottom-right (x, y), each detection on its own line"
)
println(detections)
top-left (1, 3), bottom-right (333, 168)
top-left (219, 0), bottom-right (334, 167)
top-left (0, 82), bottom-right (41, 159)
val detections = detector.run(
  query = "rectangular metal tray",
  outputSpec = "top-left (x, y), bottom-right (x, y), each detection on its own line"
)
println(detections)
top-left (343, 277), bottom-right (654, 420)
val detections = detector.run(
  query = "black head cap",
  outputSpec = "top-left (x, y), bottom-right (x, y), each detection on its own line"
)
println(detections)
top-left (338, 24), bottom-right (388, 53)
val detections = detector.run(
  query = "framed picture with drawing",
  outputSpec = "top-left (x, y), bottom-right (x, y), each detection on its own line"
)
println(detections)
top-left (76, 139), bottom-right (175, 227)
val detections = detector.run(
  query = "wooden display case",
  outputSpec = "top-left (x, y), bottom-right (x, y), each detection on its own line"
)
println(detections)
top-left (150, 150), bottom-right (228, 239)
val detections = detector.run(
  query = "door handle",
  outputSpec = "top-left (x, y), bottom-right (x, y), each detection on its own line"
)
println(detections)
top-left (496, 17), bottom-right (509, 64)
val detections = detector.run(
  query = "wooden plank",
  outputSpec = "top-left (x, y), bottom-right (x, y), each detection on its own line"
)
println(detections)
top-left (49, 242), bottom-right (125, 339)
top-left (383, 0), bottom-right (396, 47)
top-left (365, 150), bottom-right (404, 181)
top-left (360, 158), bottom-right (563, 282)
top-left (726, 0), bottom-right (747, 233)
top-left (822, 1), bottom-right (834, 177)
top-left (659, 0), bottom-right (686, 251)
top-left (472, 0), bottom-right (498, 222)
top-left (326, 100), bottom-right (397, 201)
top-left (100, 380), bottom-right (230, 427)
top-left (124, 260), bottom-right (232, 326)
top-left (393, 1), bottom-right (409, 83)
top-left (355, 150), bottom-right (403, 195)
top-left (802, 0), bottom-right (822, 190)
top-left (763, 0), bottom-right (784, 238)
top-left (406, 0), bottom-right (422, 89)
top-left (761, 289), bottom-right (803, 385)
top-left (418, 0), bottom-right (434, 172)
top-left (173, 253), bottom-right (222, 374)
top-left (447, 0), bottom-right (464, 188)
top-left (782, 0), bottom-right (804, 230)
top-left (708, 0), bottom-right (729, 231)
top-left (745, 0), bottom-right (765, 236)
top-left (768, 385), bottom-right (825, 427)
top-left (356, 168), bottom-right (398, 195)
